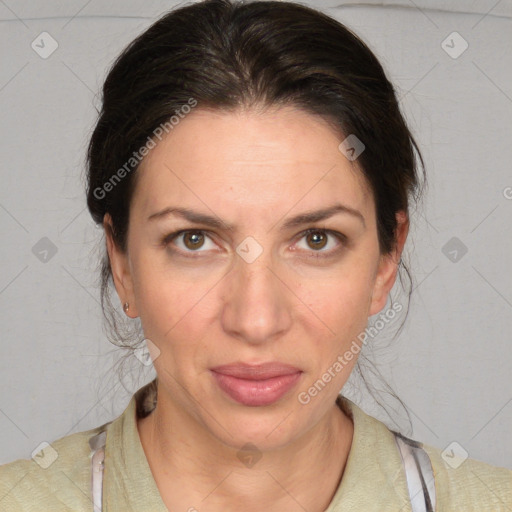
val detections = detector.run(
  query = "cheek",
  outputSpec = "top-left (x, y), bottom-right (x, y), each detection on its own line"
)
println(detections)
top-left (296, 277), bottom-right (373, 394)
top-left (302, 261), bottom-right (375, 332)
top-left (296, 260), bottom-right (376, 379)
top-left (130, 254), bottom-right (221, 365)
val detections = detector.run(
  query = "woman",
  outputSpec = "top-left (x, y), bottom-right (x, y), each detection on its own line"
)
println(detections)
top-left (1, 0), bottom-right (510, 510)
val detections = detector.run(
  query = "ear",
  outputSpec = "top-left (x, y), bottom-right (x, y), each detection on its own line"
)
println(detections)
top-left (104, 213), bottom-right (139, 318)
top-left (368, 211), bottom-right (409, 316)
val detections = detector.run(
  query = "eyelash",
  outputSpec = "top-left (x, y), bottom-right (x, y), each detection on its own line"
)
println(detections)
top-left (161, 228), bottom-right (347, 259)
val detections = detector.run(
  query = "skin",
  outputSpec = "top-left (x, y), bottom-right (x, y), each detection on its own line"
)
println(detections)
top-left (105, 105), bottom-right (408, 512)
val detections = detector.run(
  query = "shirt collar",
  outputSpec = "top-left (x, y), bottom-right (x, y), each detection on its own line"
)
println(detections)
top-left (326, 395), bottom-right (412, 511)
top-left (103, 380), bottom-right (166, 511)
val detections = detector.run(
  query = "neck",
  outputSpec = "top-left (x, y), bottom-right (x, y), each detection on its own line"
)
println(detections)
top-left (137, 393), bottom-right (354, 512)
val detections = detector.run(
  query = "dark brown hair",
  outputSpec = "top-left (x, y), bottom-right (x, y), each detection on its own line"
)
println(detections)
top-left (86, 0), bottom-right (425, 430)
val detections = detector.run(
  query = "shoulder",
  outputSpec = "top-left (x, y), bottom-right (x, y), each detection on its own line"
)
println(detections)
top-left (340, 397), bottom-right (511, 510)
top-left (421, 441), bottom-right (512, 510)
top-left (0, 422), bottom-right (109, 511)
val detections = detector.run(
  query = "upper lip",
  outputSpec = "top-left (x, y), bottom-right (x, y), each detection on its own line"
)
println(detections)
top-left (210, 362), bottom-right (302, 380)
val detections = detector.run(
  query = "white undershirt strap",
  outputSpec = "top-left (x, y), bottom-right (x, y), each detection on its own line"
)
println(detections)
top-left (89, 429), bottom-right (107, 512)
top-left (394, 431), bottom-right (437, 512)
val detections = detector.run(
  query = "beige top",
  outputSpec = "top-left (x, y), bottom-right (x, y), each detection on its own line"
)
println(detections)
top-left (1, 379), bottom-right (511, 511)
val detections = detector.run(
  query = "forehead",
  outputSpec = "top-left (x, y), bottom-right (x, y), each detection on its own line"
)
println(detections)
top-left (132, 106), bottom-right (373, 222)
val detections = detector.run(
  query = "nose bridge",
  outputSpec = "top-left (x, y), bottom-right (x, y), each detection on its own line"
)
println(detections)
top-left (220, 240), bottom-right (292, 344)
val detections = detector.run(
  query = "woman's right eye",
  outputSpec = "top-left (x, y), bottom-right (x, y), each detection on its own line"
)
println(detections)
top-left (162, 230), bottom-right (217, 255)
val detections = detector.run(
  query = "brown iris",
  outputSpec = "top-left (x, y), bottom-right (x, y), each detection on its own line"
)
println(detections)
top-left (306, 230), bottom-right (328, 250)
top-left (183, 231), bottom-right (205, 250)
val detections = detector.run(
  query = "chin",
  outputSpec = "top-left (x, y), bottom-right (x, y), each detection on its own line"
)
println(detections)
top-left (203, 394), bottom-right (308, 450)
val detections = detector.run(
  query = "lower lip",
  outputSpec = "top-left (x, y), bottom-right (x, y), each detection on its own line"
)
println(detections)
top-left (211, 371), bottom-right (302, 406)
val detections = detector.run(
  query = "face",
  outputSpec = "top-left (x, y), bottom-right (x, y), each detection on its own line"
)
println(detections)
top-left (106, 106), bottom-right (407, 451)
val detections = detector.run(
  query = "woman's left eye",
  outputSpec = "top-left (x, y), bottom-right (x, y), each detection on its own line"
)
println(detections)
top-left (293, 228), bottom-right (346, 257)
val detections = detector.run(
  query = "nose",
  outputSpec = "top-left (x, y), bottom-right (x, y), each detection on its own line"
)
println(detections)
top-left (220, 249), bottom-right (293, 346)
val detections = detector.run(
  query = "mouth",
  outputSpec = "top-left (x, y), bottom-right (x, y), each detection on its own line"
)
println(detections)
top-left (210, 362), bottom-right (303, 407)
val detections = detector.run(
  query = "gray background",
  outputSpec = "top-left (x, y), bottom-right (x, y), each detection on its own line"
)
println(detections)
top-left (1, 0), bottom-right (511, 469)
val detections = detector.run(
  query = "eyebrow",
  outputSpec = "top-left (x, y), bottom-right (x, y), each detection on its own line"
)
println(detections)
top-left (147, 203), bottom-right (366, 230)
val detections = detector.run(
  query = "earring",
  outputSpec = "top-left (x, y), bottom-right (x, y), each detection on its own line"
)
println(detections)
top-left (123, 302), bottom-right (129, 313)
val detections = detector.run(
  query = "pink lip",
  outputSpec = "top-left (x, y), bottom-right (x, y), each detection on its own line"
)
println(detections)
top-left (210, 362), bottom-right (302, 407)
